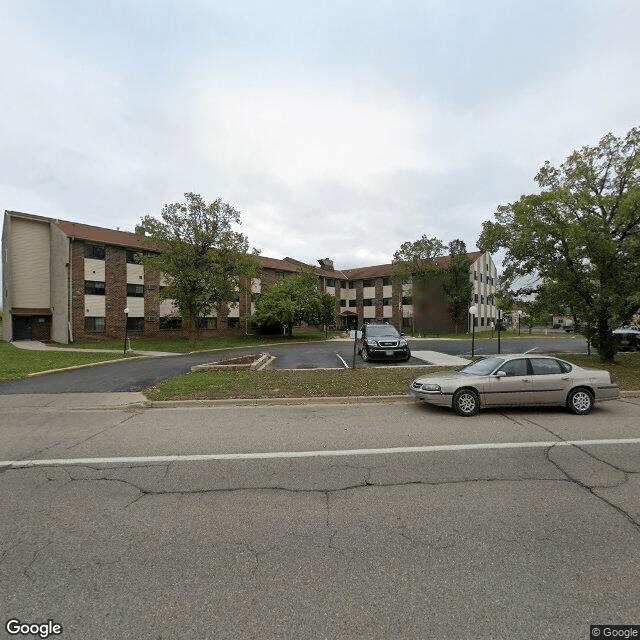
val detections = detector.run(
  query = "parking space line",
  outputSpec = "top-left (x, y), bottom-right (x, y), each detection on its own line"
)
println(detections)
top-left (336, 354), bottom-right (349, 368)
top-left (3, 437), bottom-right (640, 468)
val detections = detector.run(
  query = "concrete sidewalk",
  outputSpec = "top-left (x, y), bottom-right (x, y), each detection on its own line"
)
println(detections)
top-left (10, 340), bottom-right (176, 357)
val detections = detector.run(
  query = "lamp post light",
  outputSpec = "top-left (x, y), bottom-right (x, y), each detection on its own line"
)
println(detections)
top-left (469, 305), bottom-right (478, 357)
top-left (123, 307), bottom-right (130, 355)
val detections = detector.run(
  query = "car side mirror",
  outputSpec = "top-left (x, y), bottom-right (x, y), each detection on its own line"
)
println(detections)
top-left (495, 370), bottom-right (507, 378)
top-left (400, 332), bottom-right (405, 337)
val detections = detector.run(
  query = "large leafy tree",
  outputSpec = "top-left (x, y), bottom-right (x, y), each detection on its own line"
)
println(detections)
top-left (251, 270), bottom-right (336, 337)
top-left (479, 128), bottom-right (640, 362)
top-left (442, 239), bottom-right (473, 332)
top-left (392, 235), bottom-right (473, 331)
top-left (391, 235), bottom-right (445, 281)
top-left (139, 192), bottom-right (261, 349)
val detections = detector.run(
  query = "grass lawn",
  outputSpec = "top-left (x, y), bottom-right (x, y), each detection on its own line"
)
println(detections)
top-left (55, 331), bottom-right (341, 353)
top-left (145, 352), bottom-right (640, 401)
top-left (0, 341), bottom-right (127, 381)
top-left (144, 366), bottom-right (452, 401)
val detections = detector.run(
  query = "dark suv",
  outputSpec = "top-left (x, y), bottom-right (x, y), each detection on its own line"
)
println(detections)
top-left (357, 322), bottom-right (411, 362)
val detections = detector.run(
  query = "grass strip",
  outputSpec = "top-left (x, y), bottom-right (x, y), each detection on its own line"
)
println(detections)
top-left (145, 366), bottom-right (452, 400)
top-left (0, 341), bottom-right (126, 381)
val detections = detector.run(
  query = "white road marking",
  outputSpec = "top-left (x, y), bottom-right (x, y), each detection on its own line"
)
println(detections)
top-left (2, 437), bottom-right (640, 468)
top-left (336, 354), bottom-right (349, 368)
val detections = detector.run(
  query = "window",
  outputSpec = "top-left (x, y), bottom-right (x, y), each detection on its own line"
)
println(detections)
top-left (473, 271), bottom-right (478, 280)
top-left (127, 284), bottom-right (145, 297)
top-left (84, 317), bottom-right (105, 332)
top-left (479, 274), bottom-right (483, 283)
top-left (402, 296), bottom-right (412, 305)
top-left (160, 317), bottom-right (182, 330)
top-left (275, 270), bottom-right (286, 280)
top-left (499, 359), bottom-right (528, 377)
top-left (126, 250), bottom-right (140, 264)
top-left (383, 298), bottom-right (392, 306)
top-left (325, 278), bottom-right (335, 287)
top-left (126, 317), bottom-right (144, 331)
top-left (348, 281), bottom-right (356, 289)
top-left (531, 358), bottom-right (571, 375)
top-left (340, 299), bottom-right (347, 307)
top-left (363, 278), bottom-right (375, 287)
top-left (348, 300), bottom-right (357, 307)
top-left (85, 280), bottom-right (105, 295)
top-left (480, 295), bottom-right (485, 304)
top-left (227, 317), bottom-right (240, 328)
top-left (363, 298), bottom-right (375, 306)
top-left (474, 293), bottom-right (478, 303)
top-left (84, 244), bottom-right (106, 260)
top-left (402, 317), bottom-right (412, 328)
top-left (198, 317), bottom-right (217, 330)
top-left (382, 277), bottom-right (391, 286)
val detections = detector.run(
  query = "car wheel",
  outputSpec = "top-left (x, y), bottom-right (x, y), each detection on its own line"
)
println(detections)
top-left (404, 351), bottom-right (411, 362)
top-left (361, 347), bottom-right (369, 362)
top-left (453, 389), bottom-right (480, 416)
top-left (566, 387), bottom-right (594, 415)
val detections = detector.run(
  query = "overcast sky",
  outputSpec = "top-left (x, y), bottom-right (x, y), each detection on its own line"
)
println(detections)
top-left (2, 0), bottom-right (640, 277)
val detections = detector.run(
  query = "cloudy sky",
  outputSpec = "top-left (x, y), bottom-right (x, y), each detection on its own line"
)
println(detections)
top-left (1, 0), bottom-right (640, 275)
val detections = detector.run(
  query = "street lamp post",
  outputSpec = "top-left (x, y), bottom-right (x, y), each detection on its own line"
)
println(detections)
top-left (497, 309), bottom-right (502, 354)
top-left (518, 309), bottom-right (523, 336)
top-left (469, 305), bottom-right (478, 357)
top-left (123, 307), bottom-right (130, 355)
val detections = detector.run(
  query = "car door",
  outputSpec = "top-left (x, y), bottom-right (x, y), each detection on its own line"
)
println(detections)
top-left (481, 358), bottom-right (535, 407)
top-left (529, 358), bottom-right (570, 404)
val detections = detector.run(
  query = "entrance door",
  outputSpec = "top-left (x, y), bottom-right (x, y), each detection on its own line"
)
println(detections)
top-left (12, 316), bottom-right (32, 340)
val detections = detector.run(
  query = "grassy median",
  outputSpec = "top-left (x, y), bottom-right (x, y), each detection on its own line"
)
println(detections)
top-left (144, 352), bottom-right (640, 401)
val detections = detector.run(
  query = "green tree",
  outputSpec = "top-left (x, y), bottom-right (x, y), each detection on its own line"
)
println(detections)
top-left (442, 239), bottom-right (473, 332)
top-left (479, 127), bottom-right (640, 362)
top-left (139, 192), bottom-right (261, 349)
top-left (391, 235), bottom-right (445, 281)
top-left (251, 270), bottom-right (336, 337)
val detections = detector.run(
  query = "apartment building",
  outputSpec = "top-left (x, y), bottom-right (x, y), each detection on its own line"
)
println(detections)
top-left (2, 210), bottom-right (497, 343)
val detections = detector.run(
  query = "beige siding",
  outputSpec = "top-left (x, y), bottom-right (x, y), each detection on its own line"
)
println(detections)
top-left (126, 297), bottom-right (144, 316)
top-left (126, 263), bottom-right (144, 284)
top-left (10, 217), bottom-right (50, 308)
top-left (160, 298), bottom-right (178, 316)
top-left (84, 295), bottom-right (106, 316)
top-left (84, 258), bottom-right (105, 281)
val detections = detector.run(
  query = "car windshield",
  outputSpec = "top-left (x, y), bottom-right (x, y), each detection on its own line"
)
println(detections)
top-left (460, 357), bottom-right (505, 376)
top-left (366, 325), bottom-right (399, 337)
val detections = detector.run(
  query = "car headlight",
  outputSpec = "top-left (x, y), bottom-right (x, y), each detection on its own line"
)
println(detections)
top-left (420, 383), bottom-right (441, 392)
top-left (399, 339), bottom-right (407, 346)
top-left (366, 338), bottom-right (379, 346)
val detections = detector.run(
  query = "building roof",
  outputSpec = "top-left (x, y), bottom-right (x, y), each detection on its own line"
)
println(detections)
top-left (341, 252), bottom-right (484, 280)
top-left (55, 219), bottom-right (153, 250)
top-left (5, 210), bottom-right (487, 281)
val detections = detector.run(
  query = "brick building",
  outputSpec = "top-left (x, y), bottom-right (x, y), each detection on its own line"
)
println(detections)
top-left (2, 210), bottom-right (497, 343)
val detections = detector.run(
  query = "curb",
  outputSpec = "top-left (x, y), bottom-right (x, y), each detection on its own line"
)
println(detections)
top-left (144, 394), bottom-right (412, 408)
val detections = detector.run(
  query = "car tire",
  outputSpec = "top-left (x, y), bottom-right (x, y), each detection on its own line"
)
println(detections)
top-left (361, 347), bottom-right (369, 362)
top-left (452, 388), bottom-right (480, 417)
top-left (566, 387), bottom-right (594, 415)
top-left (404, 351), bottom-right (411, 362)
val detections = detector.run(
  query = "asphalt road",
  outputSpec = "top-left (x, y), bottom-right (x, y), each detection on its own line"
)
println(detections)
top-left (1, 394), bottom-right (639, 639)
top-left (0, 336), bottom-right (590, 394)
